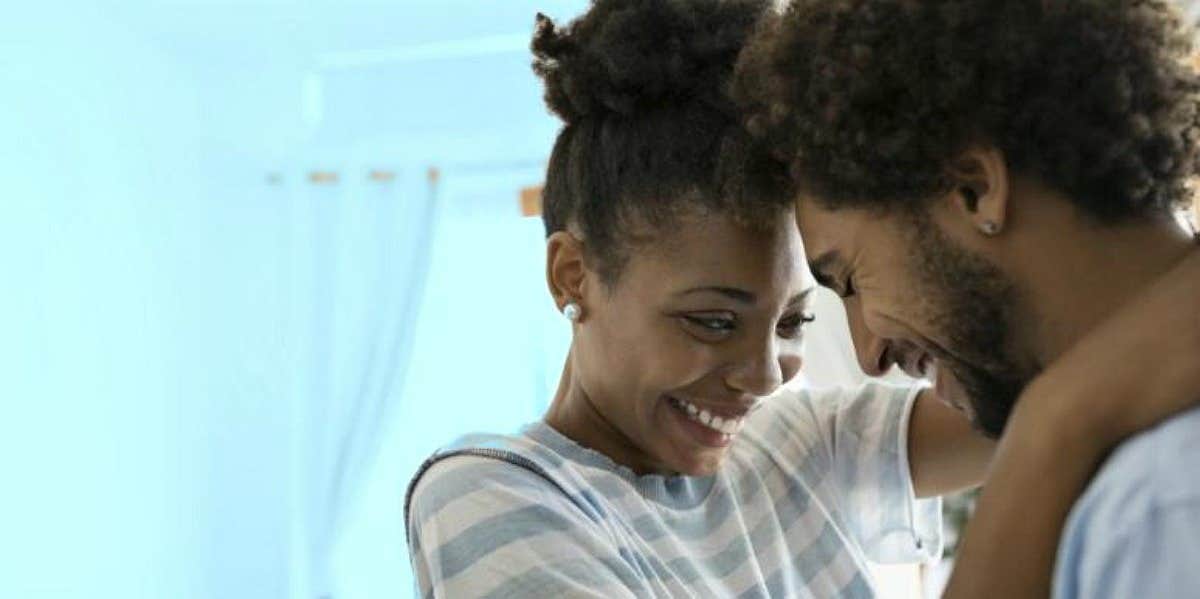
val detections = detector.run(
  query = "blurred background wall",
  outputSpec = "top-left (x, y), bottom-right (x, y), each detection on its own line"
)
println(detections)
top-left (1, 3), bottom-right (584, 596)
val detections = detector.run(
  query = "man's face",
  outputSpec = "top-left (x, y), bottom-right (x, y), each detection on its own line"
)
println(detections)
top-left (795, 197), bottom-right (1038, 437)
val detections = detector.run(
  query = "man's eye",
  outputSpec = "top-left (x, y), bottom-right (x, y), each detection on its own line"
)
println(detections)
top-left (840, 277), bottom-right (857, 299)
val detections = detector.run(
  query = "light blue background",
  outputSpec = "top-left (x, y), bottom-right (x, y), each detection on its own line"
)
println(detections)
top-left (0, 2), bottom-right (586, 597)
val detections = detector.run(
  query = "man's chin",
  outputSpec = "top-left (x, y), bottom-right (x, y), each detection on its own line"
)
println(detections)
top-left (968, 412), bottom-right (1000, 440)
top-left (932, 364), bottom-right (977, 418)
top-left (962, 376), bottom-right (1026, 439)
top-left (943, 392), bottom-right (995, 439)
top-left (938, 360), bottom-right (1027, 439)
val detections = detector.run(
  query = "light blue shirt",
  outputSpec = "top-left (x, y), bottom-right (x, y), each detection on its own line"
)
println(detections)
top-left (1054, 406), bottom-right (1200, 598)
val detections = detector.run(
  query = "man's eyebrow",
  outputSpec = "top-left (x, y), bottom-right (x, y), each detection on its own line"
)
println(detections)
top-left (677, 286), bottom-right (757, 304)
top-left (808, 250), bottom-right (844, 289)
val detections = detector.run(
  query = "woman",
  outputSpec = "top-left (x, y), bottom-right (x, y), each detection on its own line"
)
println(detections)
top-left (405, 1), bottom-right (1200, 596)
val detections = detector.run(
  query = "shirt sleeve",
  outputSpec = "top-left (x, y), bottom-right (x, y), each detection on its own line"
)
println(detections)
top-left (801, 382), bottom-right (943, 564)
top-left (1054, 494), bottom-right (1200, 598)
top-left (407, 455), bottom-right (644, 599)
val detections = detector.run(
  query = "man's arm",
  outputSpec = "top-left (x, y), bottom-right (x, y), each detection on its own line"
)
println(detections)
top-left (943, 249), bottom-right (1200, 598)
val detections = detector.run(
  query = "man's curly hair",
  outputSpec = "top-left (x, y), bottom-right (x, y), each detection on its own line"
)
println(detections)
top-left (533, 0), bottom-right (790, 284)
top-left (735, 0), bottom-right (1200, 221)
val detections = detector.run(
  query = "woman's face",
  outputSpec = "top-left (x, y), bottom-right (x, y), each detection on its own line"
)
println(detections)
top-left (570, 209), bottom-right (815, 476)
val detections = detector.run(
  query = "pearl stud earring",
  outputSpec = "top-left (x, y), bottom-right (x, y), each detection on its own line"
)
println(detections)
top-left (563, 302), bottom-right (582, 322)
top-left (981, 221), bottom-right (1000, 236)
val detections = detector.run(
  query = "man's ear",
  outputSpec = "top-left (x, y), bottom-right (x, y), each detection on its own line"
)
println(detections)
top-left (546, 230), bottom-right (589, 317)
top-left (943, 146), bottom-right (1010, 238)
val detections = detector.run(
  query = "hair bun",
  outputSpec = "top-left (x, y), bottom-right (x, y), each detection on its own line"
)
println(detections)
top-left (532, 0), bottom-right (769, 124)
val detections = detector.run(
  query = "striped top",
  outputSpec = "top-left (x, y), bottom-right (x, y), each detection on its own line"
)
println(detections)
top-left (406, 382), bottom-right (942, 598)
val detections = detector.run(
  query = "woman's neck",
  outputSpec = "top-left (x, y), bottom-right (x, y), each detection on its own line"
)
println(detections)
top-left (542, 352), bottom-right (665, 475)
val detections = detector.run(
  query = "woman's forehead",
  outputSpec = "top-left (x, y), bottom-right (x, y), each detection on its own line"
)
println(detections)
top-left (623, 211), bottom-right (813, 296)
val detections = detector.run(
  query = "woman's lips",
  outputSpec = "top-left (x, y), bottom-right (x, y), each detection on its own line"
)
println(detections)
top-left (666, 396), bottom-right (738, 448)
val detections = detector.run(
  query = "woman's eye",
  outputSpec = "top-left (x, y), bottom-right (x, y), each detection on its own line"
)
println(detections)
top-left (777, 312), bottom-right (817, 338)
top-left (680, 314), bottom-right (737, 340)
top-left (686, 316), bottom-right (736, 332)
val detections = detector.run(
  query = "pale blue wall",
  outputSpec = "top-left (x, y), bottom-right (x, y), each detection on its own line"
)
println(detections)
top-left (0, 2), bottom-right (584, 597)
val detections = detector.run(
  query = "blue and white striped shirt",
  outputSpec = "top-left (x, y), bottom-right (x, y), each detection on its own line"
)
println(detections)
top-left (406, 382), bottom-right (941, 598)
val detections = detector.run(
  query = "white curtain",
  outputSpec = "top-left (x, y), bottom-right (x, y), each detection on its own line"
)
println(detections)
top-left (321, 164), bottom-right (568, 598)
top-left (282, 159), bottom-right (442, 598)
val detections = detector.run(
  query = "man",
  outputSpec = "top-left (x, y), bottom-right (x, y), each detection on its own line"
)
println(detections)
top-left (736, 0), bottom-right (1200, 597)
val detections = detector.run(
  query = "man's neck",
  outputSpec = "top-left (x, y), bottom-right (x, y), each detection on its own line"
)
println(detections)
top-left (1016, 213), bottom-right (1196, 367)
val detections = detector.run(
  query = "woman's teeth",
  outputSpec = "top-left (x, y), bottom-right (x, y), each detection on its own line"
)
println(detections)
top-left (669, 397), bottom-right (744, 435)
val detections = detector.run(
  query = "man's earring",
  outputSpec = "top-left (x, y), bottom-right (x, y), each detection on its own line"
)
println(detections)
top-left (563, 302), bottom-right (582, 322)
top-left (981, 221), bottom-right (1001, 236)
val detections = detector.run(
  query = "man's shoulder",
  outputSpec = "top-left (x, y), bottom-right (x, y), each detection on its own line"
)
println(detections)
top-left (1092, 405), bottom-right (1200, 504)
top-left (1054, 407), bottom-right (1200, 598)
top-left (1067, 406), bottom-right (1200, 538)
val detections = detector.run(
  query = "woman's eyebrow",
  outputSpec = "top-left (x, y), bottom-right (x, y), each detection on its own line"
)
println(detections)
top-left (677, 286), bottom-right (756, 304)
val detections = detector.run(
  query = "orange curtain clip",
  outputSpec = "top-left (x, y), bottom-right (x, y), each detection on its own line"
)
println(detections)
top-left (519, 185), bottom-right (543, 217)
top-left (308, 171), bottom-right (340, 185)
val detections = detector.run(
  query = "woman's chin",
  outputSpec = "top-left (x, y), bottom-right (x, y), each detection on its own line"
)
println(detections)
top-left (667, 447), bottom-right (727, 477)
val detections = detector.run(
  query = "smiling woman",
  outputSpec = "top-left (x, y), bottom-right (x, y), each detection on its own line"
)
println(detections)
top-left (402, 1), bottom-right (948, 596)
top-left (539, 210), bottom-right (814, 476)
top-left (400, 0), bottom-right (1200, 597)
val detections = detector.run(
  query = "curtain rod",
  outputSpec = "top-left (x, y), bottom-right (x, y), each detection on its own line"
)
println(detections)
top-left (317, 33), bottom-right (528, 71)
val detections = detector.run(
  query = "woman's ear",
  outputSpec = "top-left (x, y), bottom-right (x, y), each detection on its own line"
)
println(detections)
top-left (944, 146), bottom-right (1010, 238)
top-left (546, 230), bottom-right (589, 317)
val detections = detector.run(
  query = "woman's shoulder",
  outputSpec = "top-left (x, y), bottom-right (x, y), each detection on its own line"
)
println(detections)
top-left (407, 431), bottom-right (554, 507)
top-left (405, 427), bottom-right (610, 536)
top-left (409, 453), bottom-right (562, 515)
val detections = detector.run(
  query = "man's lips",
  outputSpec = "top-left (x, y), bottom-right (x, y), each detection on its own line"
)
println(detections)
top-left (898, 352), bottom-right (934, 380)
top-left (935, 376), bottom-right (960, 411)
top-left (932, 363), bottom-right (973, 418)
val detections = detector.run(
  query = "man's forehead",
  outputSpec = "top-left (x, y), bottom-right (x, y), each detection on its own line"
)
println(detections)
top-left (793, 197), bottom-right (852, 253)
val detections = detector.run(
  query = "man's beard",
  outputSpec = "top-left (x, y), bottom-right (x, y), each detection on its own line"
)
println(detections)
top-left (908, 215), bottom-right (1039, 438)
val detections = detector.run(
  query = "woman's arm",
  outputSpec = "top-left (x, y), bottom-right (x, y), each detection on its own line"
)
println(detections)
top-left (943, 250), bottom-right (1200, 598)
top-left (907, 390), bottom-right (994, 497)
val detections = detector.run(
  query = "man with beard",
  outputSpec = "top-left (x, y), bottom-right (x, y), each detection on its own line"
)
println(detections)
top-left (736, 0), bottom-right (1200, 597)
